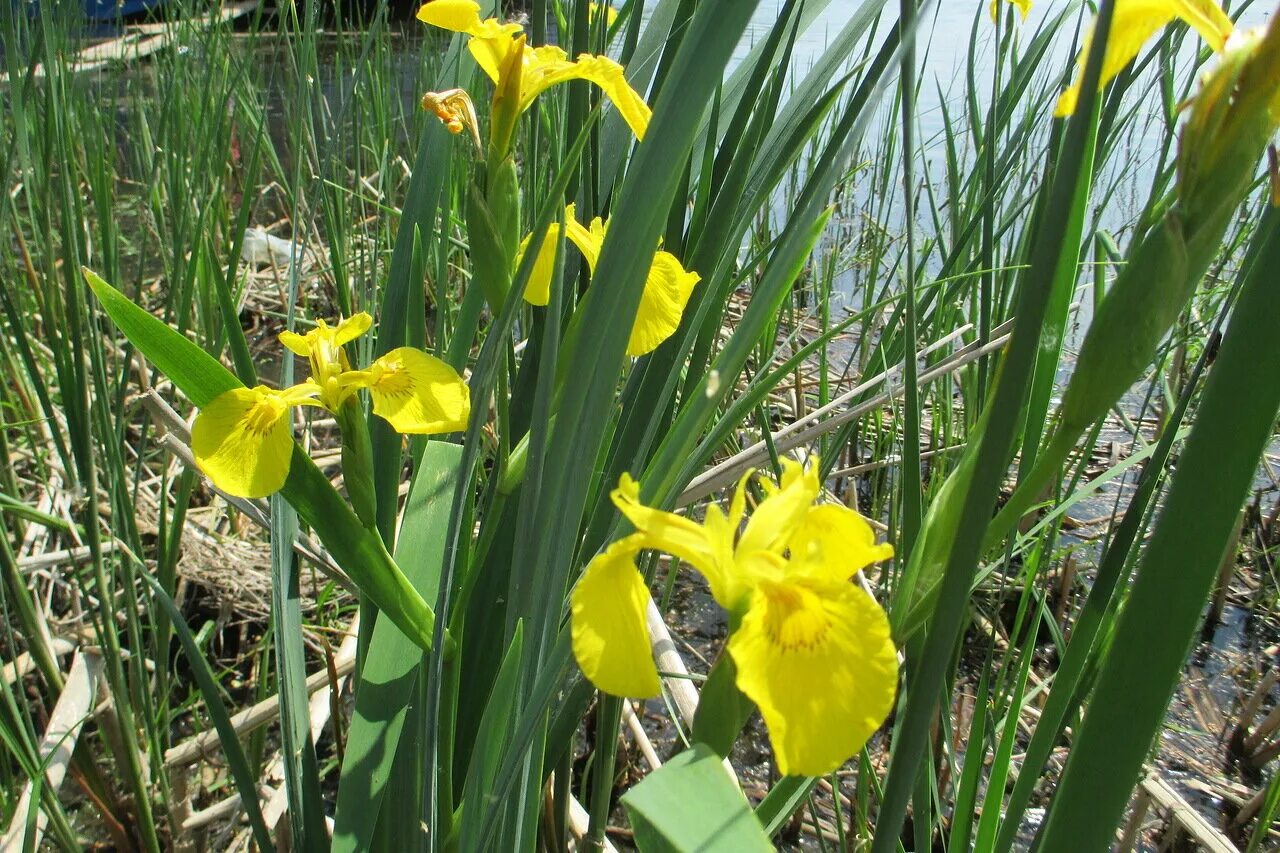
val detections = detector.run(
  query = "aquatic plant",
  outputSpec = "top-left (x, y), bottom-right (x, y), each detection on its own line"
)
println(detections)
top-left (3, 0), bottom-right (1280, 849)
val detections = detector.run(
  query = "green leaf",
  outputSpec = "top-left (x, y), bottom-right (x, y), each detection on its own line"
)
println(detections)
top-left (754, 776), bottom-right (816, 838)
top-left (269, 495), bottom-right (328, 850)
top-left (1036, 208), bottom-right (1280, 852)
top-left (332, 441), bottom-right (463, 853)
top-left (457, 622), bottom-right (524, 850)
top-left (870, 1), bottom-right (1119, 846)
top-left (84, 268), bottom-right (238, 407)
top-left (86, 267), bottom-right (443, 652)
top-left (138, 572), bottom-right (274, 852)
top-left (691, 652), bottom-right (754, 758)
top-left (622, 744), bottom-right (773, 852)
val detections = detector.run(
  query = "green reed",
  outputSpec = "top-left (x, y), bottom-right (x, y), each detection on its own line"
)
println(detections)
top-left (2, 0), bottom-right (1278, 849)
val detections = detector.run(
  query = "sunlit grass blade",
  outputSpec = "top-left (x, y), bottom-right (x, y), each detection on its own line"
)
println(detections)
top-left (138, 570), bottom-right (275, 851)
top-left (871, 1), bottom-right (1117, 847)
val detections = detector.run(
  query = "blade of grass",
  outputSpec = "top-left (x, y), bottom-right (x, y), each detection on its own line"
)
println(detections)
top-left (1036, 207), bottom-right (1280, 852)
top-left (870, 2), bottom-right (1116, 846)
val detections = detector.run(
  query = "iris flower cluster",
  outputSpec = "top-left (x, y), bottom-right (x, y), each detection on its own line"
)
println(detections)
top-left (192, 314), bottom-right (470, 499)
top-left (571, 459), bottom-right (899, 777)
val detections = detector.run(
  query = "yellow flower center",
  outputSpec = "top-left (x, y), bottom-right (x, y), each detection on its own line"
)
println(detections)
top-left (371, 359), bottom-right (414, 398)
top-left (759, 581), bottom-right (831, 653)
top-left (243, 395), bottom-right (286, 436)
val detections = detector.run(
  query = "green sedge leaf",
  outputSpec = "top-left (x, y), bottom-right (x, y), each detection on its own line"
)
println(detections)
top-left (83, 267), bottom-right (239, 407)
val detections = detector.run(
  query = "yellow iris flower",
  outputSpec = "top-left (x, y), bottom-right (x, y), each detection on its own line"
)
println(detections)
top-left (989, 0), bottom-right (1032, 23)
top-left (571, 458), bottom-right (899, 777)
top-left (416, 0), bottom-right (651, 141)
top-left (192, 313), bottom-right (470, 498)
top-left (1054, 0), bottom-right (1233, 116)
top-left (590, 2), bottom-right (619, 29)
top-left (516, 204), bottom-right (701, 357)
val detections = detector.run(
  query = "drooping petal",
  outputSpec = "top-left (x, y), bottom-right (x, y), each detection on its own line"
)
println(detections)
top-left (416, 0), bottom-right (522, 81)
top-left (626, 251), bottom-right (700, 357)
top-left (563, 207), bottom-right (603, 272)
top-left (514, 203), bottom-right (602, 306)
top-left (736, 458), bottom-right (821, 557)
top-left (611, 474), bottom-right (738, 607)
top-left (728, 578), bottom-right (898, 777)
top-left (364, 347), bottom-right (471, 434)
top-left (571, 534), bottom-right (662, 698)
top-left (191, 386), bottom-right (312, 498)
top-left (1054, 0), bottom-right (1233, 116)
top-left (516, 221), bottom-right (562, 306)
top-left (788, 504), bottom-right (895, 582)
top-left (416, 0), bottom-right (491, 35)
top-left (469, 33), bottom-right (522, 84)
top-left (989, 0), bottom-right (1032, 22)
top-left (521, 52), bottom-right (651, 140)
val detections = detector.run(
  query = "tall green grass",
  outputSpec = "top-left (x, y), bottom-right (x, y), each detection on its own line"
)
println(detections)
top-left (2, 0), bottom-right (1278, 849)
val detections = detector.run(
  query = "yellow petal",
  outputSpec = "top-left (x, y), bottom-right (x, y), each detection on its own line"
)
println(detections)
top-left (416, 0), bottom-right (486, 34)
top-left (571, 534), bottom-right (661, 697)
top-left (191, 386), bottom-right (307, 498)
top-left (416, 1), bottom-right (522, 81)
top-left (991, 0), bottom-right (1032, 21)
top-left (626, 251), bottom-right (700, 356)
top-left (521, 52), bottom-right (651, 140)
top-left (365, 347), bottom-right (471, 434)
top-left (563, 205), bottom-right (603, 271)
top-left (516, 221), bottom-right (562, 306)
top-left (788, 504), bottom-right (894, 582)
top-left (514, 204), bottom-right (597, 306)
top-left (334, 312), bottom-right (373, 345)
top-left (611, 474), bottom-right (738, 607)
top-left (728, 578), bottom-right (898, 777)
top-left (736, 459), bottom-right (820, 556)
top-left (1055, 0), bottom-right (1233, 117)
top-left (279, 330), bottom-right (311, 357)
top-left (590, 2), bottom-right (619, 28)
top-left (469, 33), bottom-right (520, 84)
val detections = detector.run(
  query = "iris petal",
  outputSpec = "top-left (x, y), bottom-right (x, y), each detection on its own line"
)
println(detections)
top-left (191, 386), bottom-right (306, 498)
top-left (789, 505), bottom-right (895, 582)
top-left (516, 222), bottom-right (562, 306)
top-left (416, 0), bottom-right (488, 34)
top-left (611, 475), bottom-right (738, 608)
top-left (728, 578), bottom-right (898, 777)
top-left (737, 459), bottom-right (820, 556)
top-left (334, 312), bottom-right (373, 345)
top-left (366, 347), bottom-right (471, 434)
top-left (278, 330), bottom-right (311, 357)
top-left (522, 52), bottom-right (652, 140)
top-left (626, 251), bottom-right (700, 357)
top-left (515, 203), bottom-right (602, 306)
top-left (989, 0), bottom-right (1032, 22)
top-left (468, 34), bottom-right (520, 84)
top-left (563, 208), bottom-right (603, 271)
top-left (1055, 0), bottom-right (1233, 116)
top-left (571, 534), bottom-right (662, 698)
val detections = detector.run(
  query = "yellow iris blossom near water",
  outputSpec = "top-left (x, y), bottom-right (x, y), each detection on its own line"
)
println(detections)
top-left (417, 0), bottom-right (650, 141)
top-left (989, 0), bottom-right (1032, 23)
top-left (516, 204), bottom-right (700, 356)
top-left (571, 458), bottom-right (898, 777)
top-left (1054, 0), bottom-right (1234, 116)
top-left (192, 313), bottom-right (470, 499)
